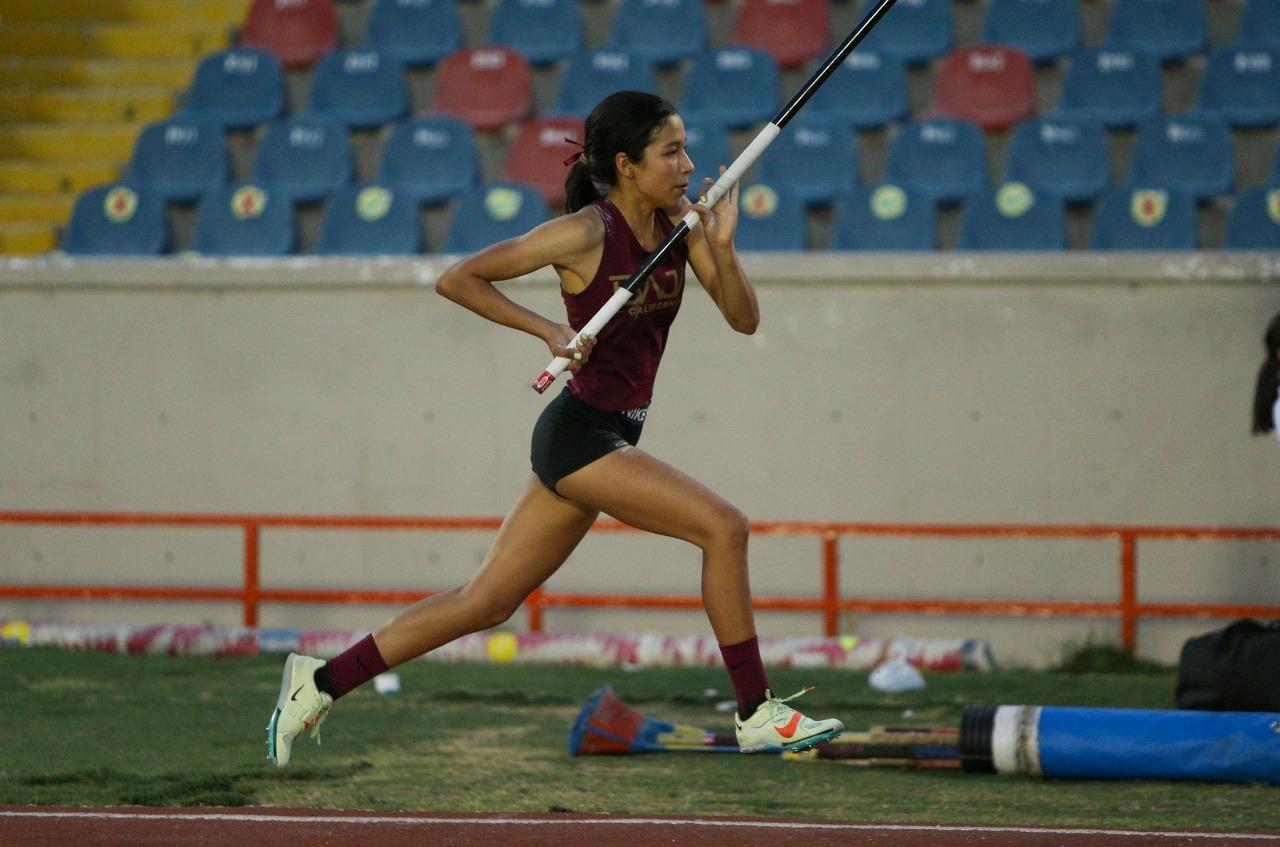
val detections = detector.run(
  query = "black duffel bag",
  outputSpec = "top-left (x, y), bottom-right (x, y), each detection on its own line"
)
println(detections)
top-left (1176, 618), bottom-right (1280, 712)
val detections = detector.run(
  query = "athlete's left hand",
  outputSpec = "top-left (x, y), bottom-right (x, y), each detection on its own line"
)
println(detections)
top-left (685, 166), bottom-right (738, 250)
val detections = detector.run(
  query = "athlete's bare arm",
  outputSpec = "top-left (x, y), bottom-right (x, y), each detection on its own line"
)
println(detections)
top-left (682, 176), bottom-right (758, 334)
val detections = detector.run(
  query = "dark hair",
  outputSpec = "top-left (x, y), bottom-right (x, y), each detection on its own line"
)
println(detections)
top-left (564, 91), bottom-right (677, 214)
top-left (1252, 311), bottom-right (1280, 434)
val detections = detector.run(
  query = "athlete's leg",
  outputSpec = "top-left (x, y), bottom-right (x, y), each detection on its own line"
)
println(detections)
top-left (555, 447), bottom-right (754, 646)
top-left (371, 476), bottom-right (598, 667)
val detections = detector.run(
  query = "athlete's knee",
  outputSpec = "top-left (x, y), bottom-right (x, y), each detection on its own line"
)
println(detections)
top-left (703, 502), bottom-right (750, 552)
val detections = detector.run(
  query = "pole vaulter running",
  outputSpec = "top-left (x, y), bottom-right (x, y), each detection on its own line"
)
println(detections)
top-left (532, 0), bottom-right (902, 392)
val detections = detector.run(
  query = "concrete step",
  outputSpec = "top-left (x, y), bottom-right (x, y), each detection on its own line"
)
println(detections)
top-left (0, 87), bottom-right (177, 123)
top-left (0, 58), bottom-right (195, 88)
top-left (0, 193), bottom-right (76, 225)
top-left (0, 124), bottom-right (138, 161)
top-left (0, 0), bottom-right (248, 25)
top-left (0, 22), bottom-right (230, 60)
top-left (0, 222), bottom-right (59, 255)
top-left (0, 160), bottom-right (121, 193)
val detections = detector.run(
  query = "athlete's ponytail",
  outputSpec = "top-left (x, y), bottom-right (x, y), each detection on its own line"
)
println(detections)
top-left (1252, 311), bottom-right (1280, 435)
top-left (564, 90), bottom-right (677, 214)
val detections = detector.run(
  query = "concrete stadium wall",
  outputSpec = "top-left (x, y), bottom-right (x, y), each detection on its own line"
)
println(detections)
top-left (2, 253), bottom-right (1278, 666)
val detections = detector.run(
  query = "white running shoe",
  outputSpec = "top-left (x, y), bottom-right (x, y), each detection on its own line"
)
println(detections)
top-left (734, 686), bottom-right (844, 753)
top-left (266, 653), bottom-right (333, 768)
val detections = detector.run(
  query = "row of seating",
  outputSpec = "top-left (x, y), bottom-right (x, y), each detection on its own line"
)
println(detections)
top-left (240, 0), bottom-right (1280, 71)
top-left (62, 179), bottom-right (1280, 255)
top-left (178, 42), bottom-right (1280, 134)
top-left (122, 111), bottom-right (1280, 212)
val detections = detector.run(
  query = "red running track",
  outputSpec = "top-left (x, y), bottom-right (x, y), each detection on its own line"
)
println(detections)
top-left (3, 807), bottom-right (1280, 847)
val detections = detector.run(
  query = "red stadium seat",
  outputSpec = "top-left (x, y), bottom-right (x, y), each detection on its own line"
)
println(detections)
top-left (502, 117), bottom-right (587, 208)
top-left (729, 0), bottom-right (831, 69)
top-left (430, 47), bottom-right (534, 132)
top-left (928, 45), bottom-right (1036, 130)
top-left (241, 0), bottom-right (339, 69)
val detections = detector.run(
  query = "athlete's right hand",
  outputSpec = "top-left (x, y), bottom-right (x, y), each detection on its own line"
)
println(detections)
top-left (547, 325), bottom-right (595, 372)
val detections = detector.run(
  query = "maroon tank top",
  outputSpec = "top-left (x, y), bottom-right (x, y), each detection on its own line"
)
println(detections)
top-left (564, 198), bottom-right (688, 411)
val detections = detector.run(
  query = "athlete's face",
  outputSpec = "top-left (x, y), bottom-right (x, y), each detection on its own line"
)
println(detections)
top-left (627, 115), bottom-right (694, 206)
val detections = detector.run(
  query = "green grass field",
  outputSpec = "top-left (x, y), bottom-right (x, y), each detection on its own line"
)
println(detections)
top-left (1, 647), bottom-right (1277, 830)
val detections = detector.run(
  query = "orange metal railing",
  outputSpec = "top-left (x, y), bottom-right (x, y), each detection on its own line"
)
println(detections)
top-left (1, 511), bottom-right (1279, 653)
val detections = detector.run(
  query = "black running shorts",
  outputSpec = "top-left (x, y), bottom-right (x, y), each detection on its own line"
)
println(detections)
top-left (531, 387), bottom-right (646, 494)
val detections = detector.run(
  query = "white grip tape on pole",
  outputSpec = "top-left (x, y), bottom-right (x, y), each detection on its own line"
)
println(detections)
top-left (681, 123), bottom-right (781, 230)
top-left (532, 286), bottom-right (634, 392)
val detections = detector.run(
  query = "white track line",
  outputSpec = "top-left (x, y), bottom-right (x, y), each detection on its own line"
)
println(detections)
top-left (1, 810), bottom-right (1278, 839)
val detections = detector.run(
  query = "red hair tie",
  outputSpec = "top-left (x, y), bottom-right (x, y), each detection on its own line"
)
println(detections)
top-left (562, 138), bottom-right (586, 167)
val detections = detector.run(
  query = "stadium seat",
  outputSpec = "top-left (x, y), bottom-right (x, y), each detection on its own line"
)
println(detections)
top-left (378, 116), bottom-right (480, 205)
top-left (502, 117), bottom-right (587, 209)
top-left (830, 183), bottom-right (936, 250)
top-left (607, 0), bottom-right (707, 66)
top-left (1088, 186), bottom-right (1198, 249)
top-left (884, 118), bottom-right (987, 204)
top-left (314, 183), bottom-right (422, 254)
top-left (928, 45), bottom-right (1036, 131)
top-left (759, 117), bottom-right (858, 206)
top-left (679, 48), bottom-right (780, 131)
top-left (729, 0), bottom-right (830, 69)
top-left (62, 182), bottom-right (168, 256)
top-left (1195, 48), bottom-right (1280, 128)
top-left (1053, 47), bottom-right (1163, 128)
top-left (1237, 0), bottom-right (1280, 49)
top-left (1224, 185), bottom-right (1280, 247)
top-left (181, 48), bottom-right (286, 130)
top-left (733, 183), bottom-right (807, 250)
top-left (126, 118), bottom-right (228, 202)
top-left (554, 50), bottom-right (657, 118)
top-left (366, 0), bottom-right (463, 67)
top-left (189, 182), bottom-right (295, 256)
top-left (683, 122), bottom-right (732, 201)
top-left (430, 47), bottom-right (534, 132)
top-left (980, 0), bottom-right (1081, 63)
top-left (1126, 114), bottom-right (1234, 200)
top-left (857, 0), bottom-right (954, 65)
top-left (957, 182), bottom-right (1067, 250)
top-left (488, 0), bottom-right (583, 65)
top-left (1105, 0), bottom-right (1207, 63)
top-left (251, 116), bottom-right (354, 203)
top-left (1003, 117), bottom-right (1110, 203)
top-left (241, 0), bottom-right (339, 69)
top-left (803, 50), bottom-right (907, 130)
top-left (444, 182), bottom-right (549, 253)
top-left (303, 49), bottom-right (408, 129)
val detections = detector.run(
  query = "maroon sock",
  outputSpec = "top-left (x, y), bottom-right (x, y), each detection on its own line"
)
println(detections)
top-left (719, 635), bottom-right (769, 721)
top-left (313, 634), bottom-right (389, 700)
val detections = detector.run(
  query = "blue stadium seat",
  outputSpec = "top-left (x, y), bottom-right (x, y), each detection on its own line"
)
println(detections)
top-left (251, 116), bottom-right (354, 203)
top-left (1003, 118), bottom-right (1109, 203)
top-left (1237, 0), bottom-right (1280, 49)
top-left (957, 182), bottom-right (1067, 250)
top-left (830, 183), bottom-right (935, 250)
top-left (181, 48), bottom-right (286, 129)
top-left (1054, 47), bottom-right (1162, 128)
top-left (315, 183), bottom-right (422, 254)
top-left (759, 117), bottom-right (858, 206)
top-left (1224, 186), bottom-right (1280, 247)
top-left (679, 48), bottom-right (779, 131)
top-left (733, 183), bottom-right (807, 251)
top-left (126, 118), bottom-right (228, 202)
top-left (1088, 186), bottom-right (1198, 249)
top-left (444, 182), bottom-right (549, 253)
top-left (366, 0), bottom-right (463, 67)
top-left (378, 117), bottom-right (480, 205)
top-left (607, 0), bottom-right (706, 66)
top-left (62, 182), bottom-right (168, 255)
top-left (189, 182), bottom-right (295, 256)
top-left (857, 0), bottom-right (954, 65)
top-left (554, 50), bottom-right (656, 118)
top-left (884, 118), bottom-right (987, 204)
top-left (488, 0), bottom-right (583, 65)
top-left (804, 50), bottom-right (907, 130)
top-left (303, 49), bottom-right (409, 129)
top-left (1106, 0), bottom-right (1207, 63)
top-left (981, 0), bottom-right (1080, 63)
top-left (683, 122), bottom-right (732, 201)
top-left (1195, 48), bottom-right (1280, 128)
top-left (1126, 114), bottom-right (1234, 200)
